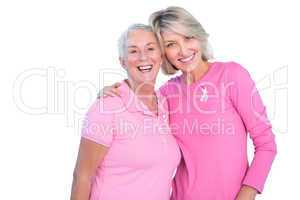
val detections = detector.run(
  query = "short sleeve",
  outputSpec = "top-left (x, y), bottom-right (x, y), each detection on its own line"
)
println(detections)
top-left (81, 98), bottom-right (116, 147)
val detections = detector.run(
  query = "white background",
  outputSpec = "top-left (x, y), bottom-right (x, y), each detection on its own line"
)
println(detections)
top-left (0, 0), bottom-right (299, 199)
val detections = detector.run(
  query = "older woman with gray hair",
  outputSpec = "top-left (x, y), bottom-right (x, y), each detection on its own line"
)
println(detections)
top-left (70, 24), bottom-right (180, 200)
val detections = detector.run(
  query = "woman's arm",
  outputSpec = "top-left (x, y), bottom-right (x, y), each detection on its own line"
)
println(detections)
top-left (228, 62), bottom-right (277, 198)
top-left (97, 82), bottom-right (122, 98)
top-left (70, 138), bottom-right (108, 200)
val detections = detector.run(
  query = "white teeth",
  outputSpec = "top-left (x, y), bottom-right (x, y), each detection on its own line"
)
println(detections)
top-left (138, 65), bottom-right (152, 70)
top-left (137, 65), bottom-right (153, 72)
top-left (179, 54), bottom-right (194, 63)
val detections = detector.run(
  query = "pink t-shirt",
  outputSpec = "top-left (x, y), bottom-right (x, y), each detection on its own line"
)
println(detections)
top-left (160, 62), bottom-right (277, 200)
top-left (81, 81), bottom-right (181, 200)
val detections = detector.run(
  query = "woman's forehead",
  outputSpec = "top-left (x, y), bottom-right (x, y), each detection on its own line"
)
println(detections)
top-left (161, 25), bottom-right (189, 39)
top-left (127, 30), bottom-right (158, 46)
top-left (128, 30), bottom-right (155, 38)
top-left (161, 31), bottom-right (184, 40)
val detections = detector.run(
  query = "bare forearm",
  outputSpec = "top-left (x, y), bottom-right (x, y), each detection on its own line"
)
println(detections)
top-left (71, 138), bottom-right (109, 200)
top-left (70, 177), bottom-right (92, 200)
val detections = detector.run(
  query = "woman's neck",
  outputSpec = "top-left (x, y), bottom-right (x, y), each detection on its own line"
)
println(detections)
top-left (125, 79), bottom-right (158, 114)
top-left (125, 79), bottom-right (156, 100)
top-left (182, 61), bottom-right (210, 85)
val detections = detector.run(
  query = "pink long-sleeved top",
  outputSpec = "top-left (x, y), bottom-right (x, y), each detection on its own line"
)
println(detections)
top-left (160, 61), bottom-right (277, 200)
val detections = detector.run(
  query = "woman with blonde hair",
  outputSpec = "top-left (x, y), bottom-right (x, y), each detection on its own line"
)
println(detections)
top-left (100, 6), bottom-right (277, 200)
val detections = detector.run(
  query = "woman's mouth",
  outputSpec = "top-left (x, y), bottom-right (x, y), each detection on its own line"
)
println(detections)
top-left (137, 65), bottom-right (153, 73)
top-left (178, 53), bottom-right (195, 63)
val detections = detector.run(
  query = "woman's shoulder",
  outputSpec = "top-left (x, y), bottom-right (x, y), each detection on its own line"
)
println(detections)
top-left (164, 74), bottom-right (183, 88)
top-left (219, 61), bottom-right (248, 73)
top-left (159, 75), bottom-right (182, 96)
top-left (87, 96), bottom-right (125, 117)
top-left (213, 61), bottom-right (251, 80)
top-left (165, 75), bottom-right (182, 85)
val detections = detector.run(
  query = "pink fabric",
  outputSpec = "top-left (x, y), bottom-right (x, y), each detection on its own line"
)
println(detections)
top-left (81, 81), bottom-right (181, 200)
top-left (160, 61), bottom-right (277, 200)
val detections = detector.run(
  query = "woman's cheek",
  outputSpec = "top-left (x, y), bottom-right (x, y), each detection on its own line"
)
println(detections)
top-left (165, 51), bottom-right (176, 63)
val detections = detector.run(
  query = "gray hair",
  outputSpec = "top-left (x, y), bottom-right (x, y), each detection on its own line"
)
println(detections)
top-left (118, 23), bottom-right (154, 58)
top-left (149, 6), bottom-right (214, 75)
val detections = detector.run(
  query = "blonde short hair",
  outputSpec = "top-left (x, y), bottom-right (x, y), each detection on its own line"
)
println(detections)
top-left (149, 6), bottom-right (213, 75)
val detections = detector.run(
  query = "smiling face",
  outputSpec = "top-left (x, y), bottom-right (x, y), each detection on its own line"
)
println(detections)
top-left (120, 29), bottom-right (162, 87)
top-left (162, 30), bottom-right (205, 73)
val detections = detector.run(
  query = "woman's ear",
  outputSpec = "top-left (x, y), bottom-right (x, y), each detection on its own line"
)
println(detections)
top-left (119, 57), bottom-right (127, 69)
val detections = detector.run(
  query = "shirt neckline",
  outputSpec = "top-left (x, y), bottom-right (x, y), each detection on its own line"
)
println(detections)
top-left (119, 80), bottom-right (166, 117)
top-left (179, 61), bottom-right (217, 88)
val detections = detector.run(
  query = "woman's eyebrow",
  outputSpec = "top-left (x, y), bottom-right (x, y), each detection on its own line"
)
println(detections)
top-left (146, 42), bottom-right (157, 46)
top-left (127, 42), bottom-right (157, 48)
top-left (164, 40), bottom-right (175, 43)
top-left (127, 45), bottom-right (137, 48)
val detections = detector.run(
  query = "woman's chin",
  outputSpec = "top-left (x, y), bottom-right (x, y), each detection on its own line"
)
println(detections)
top-left (140, 73), bottom-right (157, 82)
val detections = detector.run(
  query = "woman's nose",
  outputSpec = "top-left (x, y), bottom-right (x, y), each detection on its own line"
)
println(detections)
top-left (138, 52), bottom-right (148, 61)
top-left (178, 43), bottom-right (190, 57)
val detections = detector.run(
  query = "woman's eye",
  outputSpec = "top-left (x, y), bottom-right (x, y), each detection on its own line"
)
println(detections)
top-left (129, 50), bottom-right (137, 54)
top-left (185, 36), bottom-right (194, 40)
top-left (166, 43), bottom-right (175, 48)
top-left (148, 47), bottom-right (155, 51)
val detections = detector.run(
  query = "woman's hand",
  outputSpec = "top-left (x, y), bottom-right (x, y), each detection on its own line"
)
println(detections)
top-left (97, 82), bottom-right (122, 98)
top-left (235, 185), bottom-right (257, 200)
